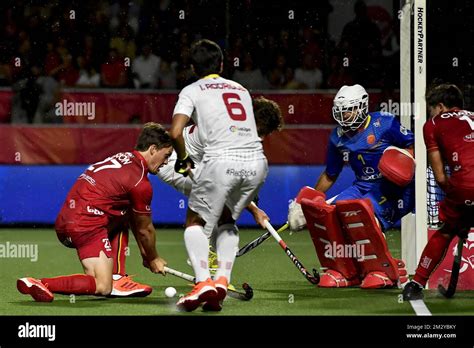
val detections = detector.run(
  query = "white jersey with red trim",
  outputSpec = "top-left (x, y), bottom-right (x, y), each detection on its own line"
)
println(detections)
top-left (173, 74), bottom-right (264, 160)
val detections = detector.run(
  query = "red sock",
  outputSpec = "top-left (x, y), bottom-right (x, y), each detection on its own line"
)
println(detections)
top-left (413, 231), bottom-right (453, 286)
top-left (110, 229), bottom-right (129, 276)
top-left (41, 274), bottom-right (96, 295)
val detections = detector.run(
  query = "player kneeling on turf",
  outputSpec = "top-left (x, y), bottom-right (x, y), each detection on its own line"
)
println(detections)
top-left (17, 123), bottom-right (172, 302)
top-left (288, 84), bottom-right (414, 289)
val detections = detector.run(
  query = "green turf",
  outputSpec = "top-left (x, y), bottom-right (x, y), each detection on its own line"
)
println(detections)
top-left (1, 228), bottom-right (473, 315)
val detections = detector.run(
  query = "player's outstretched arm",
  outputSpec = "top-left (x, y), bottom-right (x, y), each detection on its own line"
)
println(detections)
top-left (315, 171), bottom-right (338, 193)
top-left (130, 213), bottom-right (167, 275)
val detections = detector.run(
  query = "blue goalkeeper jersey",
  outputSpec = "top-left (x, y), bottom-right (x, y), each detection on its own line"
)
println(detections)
top-left (325, 111), bottom-right (414, 185)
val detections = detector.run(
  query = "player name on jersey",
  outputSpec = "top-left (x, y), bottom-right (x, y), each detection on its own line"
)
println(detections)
top-left (199, 82), bottom-right (246, 91)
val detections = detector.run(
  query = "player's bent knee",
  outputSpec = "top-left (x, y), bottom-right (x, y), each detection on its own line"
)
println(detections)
top-left (95, 280), bottom-right (112, 296)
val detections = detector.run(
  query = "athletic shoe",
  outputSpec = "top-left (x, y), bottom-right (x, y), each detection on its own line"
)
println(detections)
top-left (110, 274), bottom-right (153, 297)
top-left (203, 276), bottom-right (228, 311)
top-left (176, 278), bottom-right (217, 312)
top-left (402, 281), bottom-right (424, 301)
top-left (17, 277), bottom-right (54, 302)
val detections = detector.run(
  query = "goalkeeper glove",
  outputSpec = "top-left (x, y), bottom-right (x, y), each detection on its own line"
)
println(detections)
top-left (174, 154), bottom-right (195, 177)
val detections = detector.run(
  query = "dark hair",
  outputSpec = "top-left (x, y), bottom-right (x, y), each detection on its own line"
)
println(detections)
top-left (190, 39), bottom-right (223, 78)
top-left (135, 122), bottom-right (172, 151)
top-left (253, 97), bottom-right (284, 137)
top-left (425, 83), bottom-right (464, 109)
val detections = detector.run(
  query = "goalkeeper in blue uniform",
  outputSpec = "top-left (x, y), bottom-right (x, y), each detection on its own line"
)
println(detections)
top-left (288, 85), bottom-right (415, 289)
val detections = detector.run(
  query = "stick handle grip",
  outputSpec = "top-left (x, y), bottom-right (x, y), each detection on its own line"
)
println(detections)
top-left (164, 266), bottom-right (195, 283)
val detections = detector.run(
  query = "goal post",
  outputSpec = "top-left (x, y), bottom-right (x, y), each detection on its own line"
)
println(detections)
top-left (400, 0), bottom-right (428, 274)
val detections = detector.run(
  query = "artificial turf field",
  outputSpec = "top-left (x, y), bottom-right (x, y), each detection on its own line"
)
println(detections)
top-left (1, 227), bottom-right (474, 316)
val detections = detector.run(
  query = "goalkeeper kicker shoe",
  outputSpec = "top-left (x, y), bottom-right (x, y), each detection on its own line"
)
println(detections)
top-left (17, 277), bottom-right (54, 302)
top-left (402, 281), bottom-right (424, 301)
top-left (177, 278), bottom-right (217, 312)
top-left (110, 274), bottom-right (153, 297)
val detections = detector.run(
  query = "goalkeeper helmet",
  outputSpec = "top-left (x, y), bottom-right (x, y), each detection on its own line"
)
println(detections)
top-left (332, 84), bottom-right (369, 131)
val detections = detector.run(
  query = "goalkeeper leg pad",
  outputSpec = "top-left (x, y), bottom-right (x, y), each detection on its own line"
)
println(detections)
top-left (335, 199), bottom-right (399, 289)
top-left (301, 196), bottom-right (361, 287)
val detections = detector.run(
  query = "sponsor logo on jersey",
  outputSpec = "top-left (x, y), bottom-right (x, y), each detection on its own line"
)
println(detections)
top-left (145, 205), bottom-right (151, 211)
top-left (362, 167), bottom-right (375, 175)
top-left (360, 173), bottom-right (383, 181)
top-left (79, 173), bottom-right (96, 185)
top-left (87, 206), bottom-right (104, 215)
top-left (373, 118), bottom-right (381, 128)
top-left (465, 200), bottom-right (474, 206)
top-left (464, 132), bottom-right (474, 142)
top-left (225, 168), bottom-right (257, 177)
top-left (229, 125), bottom-right (252, 136)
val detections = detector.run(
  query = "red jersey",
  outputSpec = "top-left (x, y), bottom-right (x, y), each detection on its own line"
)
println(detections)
top-left (56, 151), bottom-right (152, 232)
top-left (423, 108), bottom-right (474, 189)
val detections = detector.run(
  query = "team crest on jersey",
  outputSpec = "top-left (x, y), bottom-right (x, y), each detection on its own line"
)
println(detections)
top-left (366, 134), bottom-right (376, 144)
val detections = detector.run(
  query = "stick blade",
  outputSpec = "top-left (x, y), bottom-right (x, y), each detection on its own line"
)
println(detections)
top-left (438, 284), bottom-right (456, 298)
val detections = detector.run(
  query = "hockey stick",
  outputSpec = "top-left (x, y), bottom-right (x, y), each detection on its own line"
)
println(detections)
top-left (164, 266), bottom-right (253, 301)
top-left (236, 223), bottom-right (289, 257)
top-left (438, 237), bottom-right (465, 298)
top-left (264, 220), bottom-right (320, 285)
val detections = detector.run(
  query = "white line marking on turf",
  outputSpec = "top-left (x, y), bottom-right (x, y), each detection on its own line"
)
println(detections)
top-left (409, 299), bottom-right (432, 316)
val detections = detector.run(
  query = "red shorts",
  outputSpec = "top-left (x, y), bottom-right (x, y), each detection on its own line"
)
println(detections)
top-left (55, 203), bottom-right (129, 261)
top-left (56, 228), bottom-right (112, 261)
top-left (439, 186), bottom-right (474, 232)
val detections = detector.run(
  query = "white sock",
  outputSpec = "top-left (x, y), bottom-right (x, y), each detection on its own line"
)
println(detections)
top-left (184, 225), bottom-right (211, 282)
top-left (215, 224), bottom-right (239, 282)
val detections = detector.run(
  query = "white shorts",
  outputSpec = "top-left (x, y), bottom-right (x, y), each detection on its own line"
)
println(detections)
top-left (156, 153), bottom-right (195, 196)
top-left (188, 157), bottom-right (268, 236)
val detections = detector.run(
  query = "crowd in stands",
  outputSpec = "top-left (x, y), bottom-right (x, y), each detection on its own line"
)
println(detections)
top-left (0, 0), bottom-right (400, 122)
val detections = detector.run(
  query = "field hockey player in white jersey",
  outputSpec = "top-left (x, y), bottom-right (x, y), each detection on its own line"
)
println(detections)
top-left (169, 39), bottom-right (268, 312)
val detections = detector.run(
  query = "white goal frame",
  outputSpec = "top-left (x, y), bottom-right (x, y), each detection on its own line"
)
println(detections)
top-left (400, 0), bottom-right (428, 274)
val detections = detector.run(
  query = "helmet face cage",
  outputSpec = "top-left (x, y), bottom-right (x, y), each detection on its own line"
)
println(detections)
top-left (332, 96), bottom-right (369, 131)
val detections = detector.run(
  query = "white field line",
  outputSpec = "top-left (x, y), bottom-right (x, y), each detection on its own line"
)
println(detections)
top-left (409, 299), bottom-right (432, 316)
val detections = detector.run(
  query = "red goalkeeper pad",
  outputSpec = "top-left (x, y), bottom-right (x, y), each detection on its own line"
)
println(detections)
top-left (335, 199), bottom-right (399, 282)
top-left (378, 146), bottom-right (415, 187)
top-left (301, 196), bottom-right (361, 282)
